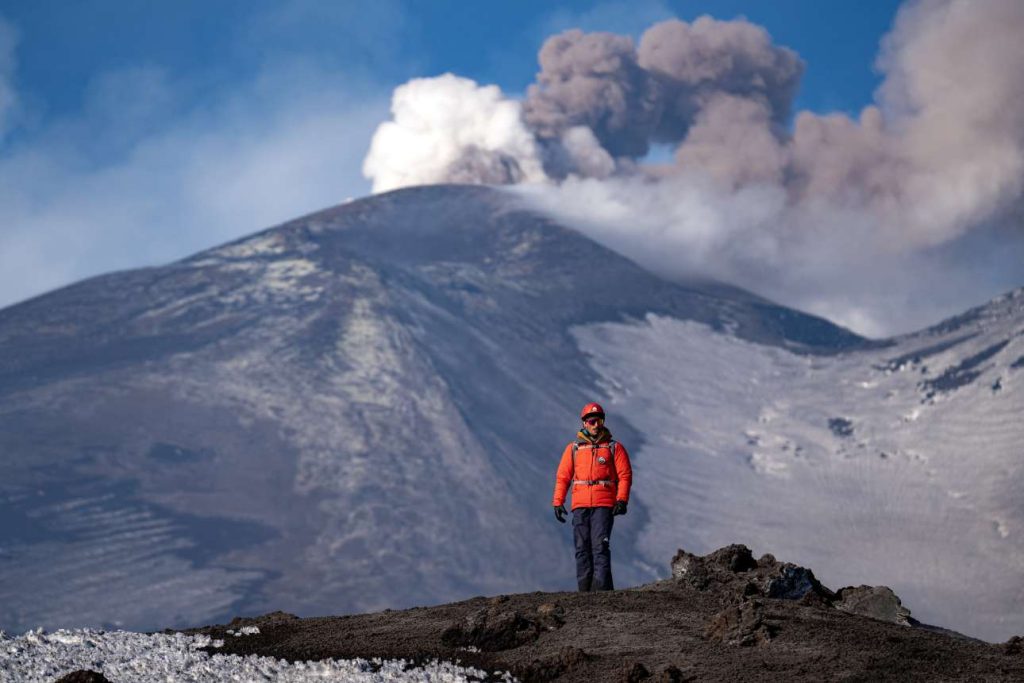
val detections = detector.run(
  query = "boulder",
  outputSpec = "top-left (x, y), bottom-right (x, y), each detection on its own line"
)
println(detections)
top-left (672, 544), bottom-right (757, 578)
top-left (766, 565), bottom-right (829, 601)
top-left (705, 599), bottom-right (777, 647)
top-left (834, 585), bottom-right (914, 626)
top-left (441, 606), bottom-right (541, 651)
top-left (671, 545), bottom-right (833, 604)
top-left (706, 545), bottom-right (759, 573)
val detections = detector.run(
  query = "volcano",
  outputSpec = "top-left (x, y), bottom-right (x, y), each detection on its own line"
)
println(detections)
top-left (1, 185), bottom-right (1020, 642)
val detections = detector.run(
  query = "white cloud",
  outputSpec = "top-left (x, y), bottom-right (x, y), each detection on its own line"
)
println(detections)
top-left (0, 57), bottom-right (385, 309)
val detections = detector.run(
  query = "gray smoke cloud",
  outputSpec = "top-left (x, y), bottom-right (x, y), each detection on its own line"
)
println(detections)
top-left (363, 0), bottom-right (1024, 336)
top-left (522, 29), bottom-right (660, 159)
top-left (638, 17), bottom-right (802, 139)
top-left (520, 16), bottom-right (803, 166)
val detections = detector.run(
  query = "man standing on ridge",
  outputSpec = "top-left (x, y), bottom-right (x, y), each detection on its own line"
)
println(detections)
top-left (552, 402), bottom-right (632, 591)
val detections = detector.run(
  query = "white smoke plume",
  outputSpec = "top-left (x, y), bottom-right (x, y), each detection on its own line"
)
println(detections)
top-left (362, 74), bottom-right (546, 193)
top-left (363, 0), bottom-right (1024, 336)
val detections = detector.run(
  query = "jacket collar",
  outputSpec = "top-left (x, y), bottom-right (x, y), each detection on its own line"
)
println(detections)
top-left (577, 426), bottom-right (612, 444)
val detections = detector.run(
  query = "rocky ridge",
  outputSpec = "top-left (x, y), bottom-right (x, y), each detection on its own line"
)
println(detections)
top-left (183, 545), bottom-right (1024, 682)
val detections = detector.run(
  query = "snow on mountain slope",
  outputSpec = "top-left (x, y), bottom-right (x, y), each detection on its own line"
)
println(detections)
top-left (0, 185), bottom-right (866, 635)
top-left (574, 288), bottom-right (1024, 641)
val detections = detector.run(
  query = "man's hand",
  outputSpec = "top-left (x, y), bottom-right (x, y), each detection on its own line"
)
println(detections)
top-left (554, 504), bottom-right (567, 523)
top-left (612, 501), bottom-right (628, 516)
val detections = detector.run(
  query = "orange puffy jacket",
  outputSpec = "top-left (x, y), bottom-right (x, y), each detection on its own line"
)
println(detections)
top-left (552, 434), bottom-right (632, 510)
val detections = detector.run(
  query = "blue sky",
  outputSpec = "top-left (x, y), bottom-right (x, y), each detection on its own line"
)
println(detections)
top-left (5, 1), bottom-right (900, 122)
top-left (6, 0), bottom-right (1001, 334)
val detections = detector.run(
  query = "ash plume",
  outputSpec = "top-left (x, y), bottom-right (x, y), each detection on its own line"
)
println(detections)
top-left (513, 15), bottom-right (802, 173)
top-left (638, 17), bottom-right (803, 141)
top-left (522, 29), bottom-right (661, 160)
top-left (363, 0), bottom-right (1024, 335)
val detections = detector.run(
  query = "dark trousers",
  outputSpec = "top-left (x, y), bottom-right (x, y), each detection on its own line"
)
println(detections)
top-left (572, 506), bottom-right (615, 591)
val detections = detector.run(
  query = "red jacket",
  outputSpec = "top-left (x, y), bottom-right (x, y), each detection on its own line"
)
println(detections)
top-left (552, 433), bottom-right (632, 510)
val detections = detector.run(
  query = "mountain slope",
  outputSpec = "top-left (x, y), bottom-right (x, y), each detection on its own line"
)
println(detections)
top-left (0, 185), bottom-right (865, 634)
top-left (575, 288), bottom-right (1024, 640)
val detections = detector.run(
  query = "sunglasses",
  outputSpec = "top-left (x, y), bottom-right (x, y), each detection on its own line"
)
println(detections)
top-left (583, 417), bottom-right (604, 426)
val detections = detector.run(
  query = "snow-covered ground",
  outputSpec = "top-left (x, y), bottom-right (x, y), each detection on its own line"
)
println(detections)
top-left (0, 627), bottom-right (505, 683)
top-left (574, 289), bottom-right (1024, 642)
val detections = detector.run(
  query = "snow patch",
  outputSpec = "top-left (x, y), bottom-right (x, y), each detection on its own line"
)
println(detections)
top-left (570, 309), bottom-right (1024, 641)
top-left (225, 625), bottom-right (260, 636)
top-left (210, 233), bottom-right (288, 259)
top-left (262, 258), bottom-right (318, 291)
top-left (0, 628), bottom-right (503, 682)
top-left (747, 451), bottom-right (789, 477)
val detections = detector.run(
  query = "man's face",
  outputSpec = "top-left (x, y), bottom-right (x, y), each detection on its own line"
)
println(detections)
top-left (582, 416), bottom-right (604, 434)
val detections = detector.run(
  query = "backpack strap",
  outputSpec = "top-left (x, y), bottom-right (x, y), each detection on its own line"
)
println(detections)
top-left (570, 440), bottom-right (619, 488)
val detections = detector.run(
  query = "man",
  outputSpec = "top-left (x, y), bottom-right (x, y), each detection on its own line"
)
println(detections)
top-left (551, 402), bottom-right (632, 591)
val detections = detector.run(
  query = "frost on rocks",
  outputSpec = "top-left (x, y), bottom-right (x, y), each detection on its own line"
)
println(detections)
top-left (0, 628), bottom-right (503, 683)
top-left (225, 626), bottom-right (260, 637)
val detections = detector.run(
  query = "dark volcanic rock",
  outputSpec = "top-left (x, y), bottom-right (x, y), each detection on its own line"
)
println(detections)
top-left (766, 565), bottom-right (829, 601)
top-left (827, 417), bottom-right (854, 438)
top-left (183, 544), bottom-right (1024, 682)
top-left (919, 339), bottom-right (1010, 399)
top-left (523, 646), bottom-right (591, 681)
top-left (536, 602), bottom-right (566, 630)
top-left (671, 544), bottom-right (833, 605)
top-left (670, 544), bottom-right (756, 593)
top-left (226, 611), bottom-right (300, 629)
top-left (623, 661), bottom-right (652, 682)
top-left (706, 544), bottom-right (759, 573)
top-left (54, 672), bottom-right (112, 683)
top-left (705, 599), bottom-right (777, 647)
top-left (441, 605), bottom-right (542, 651)
top-left (874, 333), bottom-right (976, 372)
top-left (656, 665), bottom-right (685, 682)
top-left (835, 585), bottom-right (914, 626)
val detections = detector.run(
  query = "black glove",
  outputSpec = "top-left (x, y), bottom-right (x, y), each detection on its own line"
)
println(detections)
top-left (612, 501), bottom-right (628, 516)
top-left (554, 504), bottom-right (567, 523)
